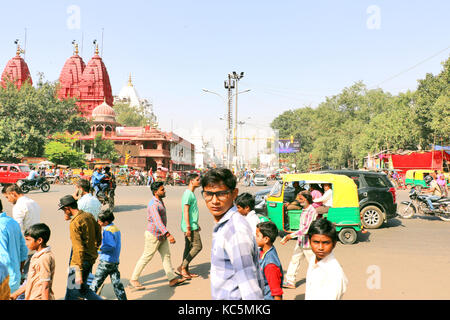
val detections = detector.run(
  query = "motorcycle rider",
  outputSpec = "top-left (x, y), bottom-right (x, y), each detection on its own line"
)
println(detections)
top-left (91, 167), bottom-right (106, 196)
top-left (26, 166), bottom-right (40, 187)
top-left (422, 173), bottom-right (443, 211)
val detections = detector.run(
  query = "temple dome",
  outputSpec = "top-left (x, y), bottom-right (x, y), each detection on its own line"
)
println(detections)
top-left (1, 47), bottom-right (32, 89)
top-left (92, 100), bottom-right (116, 123)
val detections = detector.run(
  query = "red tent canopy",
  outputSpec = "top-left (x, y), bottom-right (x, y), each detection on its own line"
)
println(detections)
top-left (391, 150), bottom-right (450, 174)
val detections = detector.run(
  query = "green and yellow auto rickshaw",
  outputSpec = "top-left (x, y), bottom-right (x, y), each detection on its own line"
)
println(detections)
top-left (404, 169), bottom-right (434, 191)
top-left (264, 173), bottom-right (361, 244)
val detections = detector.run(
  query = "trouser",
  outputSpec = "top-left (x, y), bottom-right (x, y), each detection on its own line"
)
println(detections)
top-left (91, 260), bottom-right (127, 300)
top-left (315, 205), bottom-right (330, 217)
top-left (426, 196), bottom-right (441, 210)
top-left (285, 242), bottom-right (314, 284)
top-left (65, 261), bottom-right (103, 300)
top-left (131, 231), bottom-right (177, 282)
top-left (181, 230), bottom-right (203, 269)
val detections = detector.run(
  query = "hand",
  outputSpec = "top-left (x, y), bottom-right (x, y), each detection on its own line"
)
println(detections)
top-left (185, 230), bottom-right (192, 238)
top-left (280, 234), bottom-right (292, 245)
top-left (168, 235), bottom-right (176, 244)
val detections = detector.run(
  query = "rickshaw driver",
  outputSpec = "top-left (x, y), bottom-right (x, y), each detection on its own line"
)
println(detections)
top-left (313, 183), bottom-right (333, 217)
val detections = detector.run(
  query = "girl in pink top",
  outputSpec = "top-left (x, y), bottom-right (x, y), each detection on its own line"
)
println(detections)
top-left (309, 184), bottom-right (323, 209)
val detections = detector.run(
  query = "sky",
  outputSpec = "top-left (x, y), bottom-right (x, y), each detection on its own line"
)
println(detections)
top-left (0, 0), bottom-right (449, 153)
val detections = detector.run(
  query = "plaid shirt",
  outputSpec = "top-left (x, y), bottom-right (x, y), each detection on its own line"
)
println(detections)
top-left (211, 206), bottom-right (264, 300)
top-left (147, 197), bottom-right (169, 240)
top-left (295, 205), bottom-right (317, 248)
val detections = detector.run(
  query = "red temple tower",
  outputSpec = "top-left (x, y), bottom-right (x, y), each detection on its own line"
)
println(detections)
top-left (58, 43), bottom-right (113, 118)
top-left (57, 43), bottom-right (85, 101)
top-left (77, 44), bottom-right (114, 117)
top-left (1, 44), bottom-right (32, 89)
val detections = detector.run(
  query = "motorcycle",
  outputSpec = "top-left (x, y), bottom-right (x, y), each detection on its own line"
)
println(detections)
top-left (96, 176), bottom-right (115, 211)
top-left (19, 177), bottom-right (50, 193)
top-left (398, 187), bottom-right (450, 222)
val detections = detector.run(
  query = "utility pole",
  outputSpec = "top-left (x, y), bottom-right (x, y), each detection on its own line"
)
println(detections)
top-left (224, 74), bottom-right (235, 170)
top-left (231, 71), bottom-right (244, 171)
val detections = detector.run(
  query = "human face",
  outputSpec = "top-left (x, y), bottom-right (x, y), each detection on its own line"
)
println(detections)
top-left (62, 207), bottom-right (73, 221)
top-left (202, 183), bottom-right (238, 222)
top-left (155, 186), bottom-right (166, 199)
top-left (98, 220), bottom-right (108, 227)
top-left (297, 194), bottom-right (308, 207)
top-left (25, 235), bottom-right (42, 251)
top-left (255, 228), bottom-right (268, 249)
top-left (310, 234), bottom-right (336, 262)
top-left (190, 176), bottom-right (201, 188)
top-left (5, 192), bottom-right (19, 205)
top-left (236, 205), bottom-right (251, 216)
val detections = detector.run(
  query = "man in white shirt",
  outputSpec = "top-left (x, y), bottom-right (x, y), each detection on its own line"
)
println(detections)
top-left (27, 167), bottom-right (40, 187)
top-left (313, 183), bottom-right (333, 216)
top-left (73, 179), bottom-right (101, 220)
top-left (305, 218), bottom-right (348, 300)
top-left (3, 184), bottom-right (41, 234)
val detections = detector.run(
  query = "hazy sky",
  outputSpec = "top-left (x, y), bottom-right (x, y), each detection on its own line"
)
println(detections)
top-left (1, 0), bottom-right (449, 147)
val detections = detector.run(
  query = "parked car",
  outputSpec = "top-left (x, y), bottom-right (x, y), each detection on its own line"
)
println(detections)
top-left (0, 163), bottom-right (31, 185)
top-left (254, 173), bottom-right (268, 186)
top-left (317, 170), bottom-right (397, 229)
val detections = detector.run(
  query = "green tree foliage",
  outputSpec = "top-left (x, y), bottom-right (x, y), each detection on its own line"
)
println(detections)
top-left (271, 56), bottom-right (450, 171)
top-left (114, 102), bottom-right (156, 127)
top-left (0, 78), bottom-right (90, 162)
top-left (83, 134), bottom-right (120, 163)
top-left (44, 132), bottom-right (86, 167)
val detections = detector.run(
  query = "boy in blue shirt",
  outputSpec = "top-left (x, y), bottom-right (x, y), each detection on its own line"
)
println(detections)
top-left (90, 209), bottom-right (127, 300)
top-left (256, 221), bottom-right (283, 300)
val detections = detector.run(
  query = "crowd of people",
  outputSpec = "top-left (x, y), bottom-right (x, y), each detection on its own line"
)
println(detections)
top-left (0, 167), bottom-right (348, 300)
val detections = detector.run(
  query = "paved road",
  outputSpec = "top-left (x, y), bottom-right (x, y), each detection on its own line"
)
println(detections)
top-left (2, 183), bottom-right (450, 300)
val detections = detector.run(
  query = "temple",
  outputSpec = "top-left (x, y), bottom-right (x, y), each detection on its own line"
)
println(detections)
top-left (1, 43), bottom-right (32, 89)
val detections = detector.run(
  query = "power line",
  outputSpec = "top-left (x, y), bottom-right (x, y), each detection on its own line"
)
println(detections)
top-left (371, 44), bottom-right (450, 89)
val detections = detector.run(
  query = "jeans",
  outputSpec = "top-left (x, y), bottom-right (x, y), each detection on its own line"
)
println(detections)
top-left (426, 196), bottom-right (441, 210)
top-left (65, 261), bottom-right (103, 300)
top-left (91, 260), bottom-right (127, 300)
top-left (181, 230), bottom-right (203, 269)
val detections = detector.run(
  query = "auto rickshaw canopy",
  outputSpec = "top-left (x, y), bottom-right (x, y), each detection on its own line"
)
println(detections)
top-left (269, 173), bottom-right (359, 208)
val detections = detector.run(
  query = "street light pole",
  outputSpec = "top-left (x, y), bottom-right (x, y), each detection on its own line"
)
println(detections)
top-left (224, 74), bottom-right (235, 170)
top-left (231, 72), bottom-right (245, 171)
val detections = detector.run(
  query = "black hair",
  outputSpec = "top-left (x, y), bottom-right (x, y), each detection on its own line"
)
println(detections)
top-left (0, 199), bottom-right (2, 212)
top-left (104, 167), bottom-right (110, 173)
top-left (151, 181), bottom-right (164, 194)
top-left (77, 179), bottom-right (91, 193)
top-left (201, 168), bottom-right (236, 190)
top-left (5, 184), bottom-right (23, 195)
top-left (98, 209), bottom-right (115, 224)
top-left (299, 190), bottom-right (313, 204)
top-left (310, 183), bottom-right (324, 193)
top-left (256, 221), bottom-right (278, 244)
top-left (307, 218), bottom-right (337, 243)
top-left (24, 223), bottom-right (51, 245)
top-left (187, 173), bottom-right (199, 185)
top-left (235, 192), bottom-right (255, 210)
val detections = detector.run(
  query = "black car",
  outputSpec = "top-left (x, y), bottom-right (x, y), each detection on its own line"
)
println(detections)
top-left (318, 170), bottom-right (397, 229)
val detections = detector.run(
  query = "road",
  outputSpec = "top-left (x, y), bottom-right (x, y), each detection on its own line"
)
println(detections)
top-left (2, 183), bottom-right (450, 300)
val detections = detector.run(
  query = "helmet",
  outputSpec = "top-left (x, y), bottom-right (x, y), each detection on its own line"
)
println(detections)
top-left (424, 175), bottom-right (433, 185)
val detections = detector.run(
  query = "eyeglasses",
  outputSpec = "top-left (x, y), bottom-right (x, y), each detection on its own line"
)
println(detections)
top-left (201, 189), bottom-right (233, 201)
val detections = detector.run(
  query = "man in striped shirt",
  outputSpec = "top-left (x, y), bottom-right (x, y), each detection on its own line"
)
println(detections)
top-left (201, 168), bottom-right (264, 300)
top-left (129, 182), bottom-right (186, 289)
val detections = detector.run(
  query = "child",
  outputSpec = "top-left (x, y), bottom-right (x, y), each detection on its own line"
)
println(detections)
top-left (10, 223), bottom-right (55, 300)
top-left (256, 221), bottom-right (283, 300)
top-left (305, 218), bottom-right (348, 300)
top-left (236, 193), bottom-right (260, 236)
top-left (90, 209), bottom-right (127, 300)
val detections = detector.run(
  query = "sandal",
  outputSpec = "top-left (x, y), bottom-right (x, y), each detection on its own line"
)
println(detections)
top-left (169, 277), bottom-right (187, 287)
top-left (282, 281), bottom-right (296, 289)
top-left (128, 280), bottom-right (145, 290)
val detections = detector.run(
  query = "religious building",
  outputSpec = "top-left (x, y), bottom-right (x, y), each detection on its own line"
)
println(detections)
top-left (1, 43), bottom-right (32, 89)
top-left (56, 42), bottom-right (195, 171)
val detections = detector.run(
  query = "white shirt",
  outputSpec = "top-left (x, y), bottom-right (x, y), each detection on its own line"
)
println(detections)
top-left (305, 252), bottom-right (348, 300)
top-left (313, 189), bottom-right (333, 207)
top-left (13, 196), bottom-right (41, 233)
top-left (245, 210), bottom-right (260, 236)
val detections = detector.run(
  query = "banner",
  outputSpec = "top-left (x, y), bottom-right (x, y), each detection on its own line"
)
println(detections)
top-left (277, 139), bottom-right (300, 153)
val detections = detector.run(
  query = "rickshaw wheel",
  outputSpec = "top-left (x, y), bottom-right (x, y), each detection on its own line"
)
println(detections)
top-left (338, 228), bottom-right (357, 245)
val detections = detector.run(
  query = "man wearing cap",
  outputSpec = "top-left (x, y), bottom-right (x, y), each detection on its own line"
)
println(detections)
top-left (58, 195), bottom-right (103, 300)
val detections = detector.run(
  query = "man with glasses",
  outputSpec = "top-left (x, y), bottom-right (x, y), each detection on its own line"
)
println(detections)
top-left (201, 168), bottom-right (264, 300)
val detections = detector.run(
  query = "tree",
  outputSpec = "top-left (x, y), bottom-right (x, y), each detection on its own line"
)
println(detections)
top-left (44, 132), bottom-right (86, 167)
top-left (114, 102), bottom-right (156, 127)
top-left (0, 78), bottom-right (90, 162)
